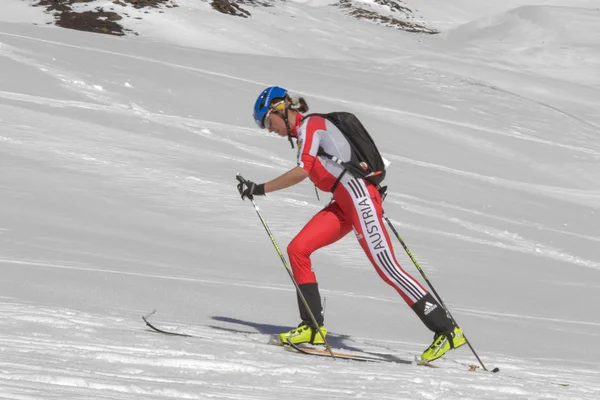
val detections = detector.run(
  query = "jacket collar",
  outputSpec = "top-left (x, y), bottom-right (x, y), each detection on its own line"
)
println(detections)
top-left (291, 112), bottom-right (304, 138)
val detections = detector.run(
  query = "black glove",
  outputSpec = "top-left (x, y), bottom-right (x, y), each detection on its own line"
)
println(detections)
top-left (237, 179), bottom-right (265, 200)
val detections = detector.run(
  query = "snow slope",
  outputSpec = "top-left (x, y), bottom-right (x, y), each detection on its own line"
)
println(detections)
top-left (408, 0), bottom-right (600, 29)
top-left (1, 0), bottom-right (600, 398)
top-left (442, 6), bottom-right (600, 84)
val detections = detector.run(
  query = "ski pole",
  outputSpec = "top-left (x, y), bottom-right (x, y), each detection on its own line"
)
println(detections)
top-left (383, 214), bottom-right (498, 373)
top-left (236, 174), bottom-right (334, 358)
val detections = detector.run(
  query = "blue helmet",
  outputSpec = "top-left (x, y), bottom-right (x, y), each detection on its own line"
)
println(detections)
top-left (253, 86), bottom-right (288, 128)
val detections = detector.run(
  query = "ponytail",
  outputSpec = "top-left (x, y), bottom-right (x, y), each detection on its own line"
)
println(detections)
top-left (287, 94), bottom-right (309, 113)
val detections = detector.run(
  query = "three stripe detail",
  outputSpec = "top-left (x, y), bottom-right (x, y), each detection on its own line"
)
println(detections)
top-left (346, 178), bottom-right (425, 302)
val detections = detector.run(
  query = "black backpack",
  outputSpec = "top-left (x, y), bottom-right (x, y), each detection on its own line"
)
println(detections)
top-left (306, 112), bottom-right (386, 190)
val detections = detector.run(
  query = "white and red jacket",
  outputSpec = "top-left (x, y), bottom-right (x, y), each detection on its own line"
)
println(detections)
top-left (294, 114), bottom-right (351, 192)
top-left (288, 114), bottom-right (428, 307)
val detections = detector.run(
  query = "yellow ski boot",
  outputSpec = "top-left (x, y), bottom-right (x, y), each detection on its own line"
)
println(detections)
top-left (278, 324), bottom-right (328, 345)
top-left (421, 326), bottom-right (466, 362)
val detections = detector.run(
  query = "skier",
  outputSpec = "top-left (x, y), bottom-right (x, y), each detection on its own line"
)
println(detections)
top-left (237, 86), bottom-right (466, 362)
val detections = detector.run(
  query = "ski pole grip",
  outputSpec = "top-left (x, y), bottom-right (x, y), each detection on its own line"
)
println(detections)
top-left (236, 174), bottom-right (254, 201)
top-left (236, 174), bottom-right (247, 184)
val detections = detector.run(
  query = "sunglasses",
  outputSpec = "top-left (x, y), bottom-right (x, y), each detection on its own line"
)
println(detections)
top-left (263, 100), bottom-right (287, 130)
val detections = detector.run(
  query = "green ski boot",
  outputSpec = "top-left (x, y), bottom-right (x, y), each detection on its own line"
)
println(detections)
top-left (278, 324), bottom-right (328, 345)
top-left (421, 326), bottom-right (466, 362)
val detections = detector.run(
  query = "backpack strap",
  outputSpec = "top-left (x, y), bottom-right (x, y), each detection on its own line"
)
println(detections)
top-left (315, 122), bottom-right (385, 195)
top-left (318, 147), bottom-right (348, 193)
top-left (317, 147), bottom-right (341, 164)
top-left (318, 148), bottom-right (387, 198)
top-left (330, 170), bottom-right (347, 195)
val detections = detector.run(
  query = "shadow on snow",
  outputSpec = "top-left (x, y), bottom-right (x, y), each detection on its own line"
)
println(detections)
top-left (210, 316), bottom-right (412, 365)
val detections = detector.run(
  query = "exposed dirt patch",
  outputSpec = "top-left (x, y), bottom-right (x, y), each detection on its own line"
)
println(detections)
top-left (335, 0), bottom-right (438, 34)
top-left (237, 0), bottom-right (272, 7)
top-left (32, 0), bottom-right (178, 36)
top-left (349, 8), bottom-right (438, 34)
top-left (211, 0), bottom-right (251, 18)
top-left (29, 0), bottom-right (434, 37)
top-left (57, 9), bottom-right (125, 36)
top-left (121, 0), bottom-right (173, 7)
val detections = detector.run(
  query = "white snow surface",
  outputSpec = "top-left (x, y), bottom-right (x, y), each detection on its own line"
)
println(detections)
top-left (1, 0), bottom-right (600, 399)
top-left (409, 0), bottom-right (600, 29)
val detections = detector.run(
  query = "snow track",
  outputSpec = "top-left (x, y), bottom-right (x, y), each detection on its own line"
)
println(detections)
top-left (1, 301), bottom-right (598, 399)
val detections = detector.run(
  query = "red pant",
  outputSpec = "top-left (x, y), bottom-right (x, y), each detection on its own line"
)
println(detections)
top-left (287, 176), bottom-right (428, 306)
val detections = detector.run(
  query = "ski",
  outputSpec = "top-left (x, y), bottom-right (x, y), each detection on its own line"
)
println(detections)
top-left (290, 344), bottom-right (425, 365)
top-left (279, 338), bottom-right (495, 371)
top-left (141, 312), bottom-right (496, 373)
top-left (278, 337), bottom-right (435, 367)
top-left (142, 310), bottom-right (193, 337)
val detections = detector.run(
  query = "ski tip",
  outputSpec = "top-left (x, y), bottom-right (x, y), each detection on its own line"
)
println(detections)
top-left (142, 310), bottom-right (157, 321)
top-left (267, 334), bottom-right (284, 346)
top-left (414, 356), bottom-right (429, 365)
top-left (414, 358), bottom-right (435, 367)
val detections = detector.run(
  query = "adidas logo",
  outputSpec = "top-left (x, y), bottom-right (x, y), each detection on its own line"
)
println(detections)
top-left (424, 301), bottom-right (437, 315)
